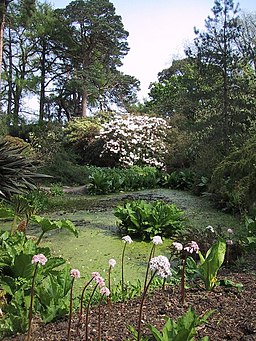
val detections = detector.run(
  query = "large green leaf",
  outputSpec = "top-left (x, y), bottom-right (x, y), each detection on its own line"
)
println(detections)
top-left (198, 239), bottom-right (226, 290)
top-left (13, 254), bottom-right (34, 279)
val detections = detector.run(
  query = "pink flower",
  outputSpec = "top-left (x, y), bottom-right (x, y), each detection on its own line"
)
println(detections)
top-left (172, 242), bottom-right (183, 251)
top-left (226, 239), bottom-right (233, 246)
top-left (184, 241), bottom-right (199, 254)
top-left (108, 259), bottom-right (116, 268)
top-left (70, 269), bottom-right (80, 278)
top-left (122, 235), bottom-right (133, 244)
top-left (32, 254), bottom-right (47, 265)
top-left (93, 275), bottom-right (105, 287)
top-left (100, 287), bottom-right (110, 296)
top-left (92, 272), bottom-right (100, 278)
top-left (149, 255), bottom-right (171, 278)
top-left (152, 236), bottom-right (163, 245)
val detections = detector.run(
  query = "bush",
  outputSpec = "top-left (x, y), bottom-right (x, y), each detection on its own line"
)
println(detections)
top-left (96, 113), bottom-right (171, 168)
top-left (164, 170), bottom-right (195, 190)
top-left (39, 149), bottom-right (91, 186)
top-left (64, 117), bottom-right (102, 165)
top-left (210, 135), bottom-right (256, 213)
top-left (114, 200), bottom-right (186, 240)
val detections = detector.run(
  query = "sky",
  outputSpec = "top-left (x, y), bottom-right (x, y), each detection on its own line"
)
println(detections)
top-left (51, 0), bottom-right (256, 101)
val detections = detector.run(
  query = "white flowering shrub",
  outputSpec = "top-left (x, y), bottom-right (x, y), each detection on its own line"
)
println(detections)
top-left (97, 114), bottom-right (171, 168)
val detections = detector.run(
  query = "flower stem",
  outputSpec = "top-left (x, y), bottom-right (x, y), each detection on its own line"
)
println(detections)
top-left (137, 270), bottom-right (156, 341)
top-left (143, 244), bottom-right (155, 292)
top-left (121, 242), bottom-right (127, 294)
top-left (181, 256), bottom-right (187, 304)
top-left (98, 296), bottom-right (104, 341)
top-left (85, 283), bottom-right (98, 341)
top-left (26, 263), bottom-right (38, 341)
top-left (67, 278), bottom-right (74, 341)
top-left (77, 277), bottom-right (94, 335)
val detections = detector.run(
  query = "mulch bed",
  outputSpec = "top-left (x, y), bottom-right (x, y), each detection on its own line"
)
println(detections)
top-left (3, 267), bottom-right (256, 341)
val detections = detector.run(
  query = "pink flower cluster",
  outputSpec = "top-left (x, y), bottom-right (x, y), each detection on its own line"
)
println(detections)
top-left (184, 241), bottom-right (200, 254)
top-left (149, 255), bottom-right (171, 278)
top-left (172, 242), bottom-right (183, 251)
top-left (31, 254), bottom-right (47, 265)
top-left (92, 272), bottom-right (110, 296)
top-left (122, 235), bottom-right (133, 244)
top-left (152, 236), bottom-right (163, 245)
top-left (70, 269), bottom-right (80, 278)
top-left (108, 258), bottom-right (116, 268)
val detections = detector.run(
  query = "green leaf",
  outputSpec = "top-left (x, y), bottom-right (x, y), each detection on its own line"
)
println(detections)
top-left (198, 239), bottom-right (226, 290)
top-left (60, 219), bottom-right (79, 237)
top-left (13, 254), bottom-right (34, 279)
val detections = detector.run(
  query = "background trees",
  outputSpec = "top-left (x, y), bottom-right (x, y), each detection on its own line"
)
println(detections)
top-left (0, 0), bottom-right (140, 124)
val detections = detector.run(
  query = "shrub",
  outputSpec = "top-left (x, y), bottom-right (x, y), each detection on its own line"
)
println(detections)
top-left (64, 117), bottom-right (102, 165)
top-left (164, 170), bottom-right (195, 190)
top-left (39, 149), bottom-right (91, 186)
top-left (114, 200), bottom-right (186, 240)
top-left (0, 140), bottom-right (42, 202)
top-left (210, 135), bottom-right (256, 213)
top-left (96, 113), bottom-right (171, 169)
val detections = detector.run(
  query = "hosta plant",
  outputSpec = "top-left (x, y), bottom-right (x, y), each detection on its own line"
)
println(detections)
top-left (115, 200), bottom-right (186, 240)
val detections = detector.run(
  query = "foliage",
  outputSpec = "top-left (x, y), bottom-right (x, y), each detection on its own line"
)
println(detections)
top-left (39, 149), bottom-right (91, 186)
top-left (88, 166), bottom-right (161, 194)
top-left (64, 117), bottom-right (102, 164)
top-left (147, 307), bottom-right (211, 341)
top-left (188, 239), bottom-right (226, 291)
top-left (0, 231), bottom-right (71, 338)
top-left (0, 140), bottom-right (43, 202)
top-left (164, 170), bottom-right (195, 190)
top-left (241, 215), bottom-right (256, 250)
top-left (49, 184), bottom-right (64, 197)
top-left (3, 135), bottom-right (36, 159)
top-left (28, 122), bottom-right (64, 164)
top-left (210, 135), bottom-right (256, 213)
top-left (115, 200), bottom-right (186, 240)
top-left (32, 215), bottom-right (79, 245)
top-left (53, 0), bottom-right (132, 117)
top-left (96, 114), bottom-right (171, 168)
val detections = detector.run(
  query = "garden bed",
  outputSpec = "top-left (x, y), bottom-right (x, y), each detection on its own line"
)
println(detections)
top-left (3, 265), bottom-right (256, 340)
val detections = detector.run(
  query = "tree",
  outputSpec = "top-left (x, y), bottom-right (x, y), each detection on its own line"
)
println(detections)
top-left (185, 0), bottom-right (255, 154)
top-left (52, 0), bottom-right (130, 117)
top-left (0, 0), bottom-right (35, 92)
top-left (146, 58), bottom-right (202, 120)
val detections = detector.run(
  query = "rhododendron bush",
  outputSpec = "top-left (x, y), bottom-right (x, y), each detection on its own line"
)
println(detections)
top-left (97, 114), bottom-right (171, 168)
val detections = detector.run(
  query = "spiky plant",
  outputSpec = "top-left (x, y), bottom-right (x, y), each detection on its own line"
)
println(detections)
top-left (0, 140), bottom-right (40, 201)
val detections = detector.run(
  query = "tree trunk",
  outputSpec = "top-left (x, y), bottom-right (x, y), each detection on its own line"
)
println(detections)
top-left (7, 27), bottom-right (12, 115)
top-left (81, 89), bottom-right (87, 117)
top-left (39, 38), bottom-right (46, 122)
top-left (0, 0), bottom-right (7, 93)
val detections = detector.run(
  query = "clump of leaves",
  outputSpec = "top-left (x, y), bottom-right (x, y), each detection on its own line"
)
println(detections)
top-left (0, 231), bottom-right (72, 338)
top-left (115, 200), bottom-right (186, 240)
top-left (187, 239), bottom-right (226, 291)
top-left (147, 307), bottom-right (212, 341)
top-left (0, 141), bottom-right (41, 202)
